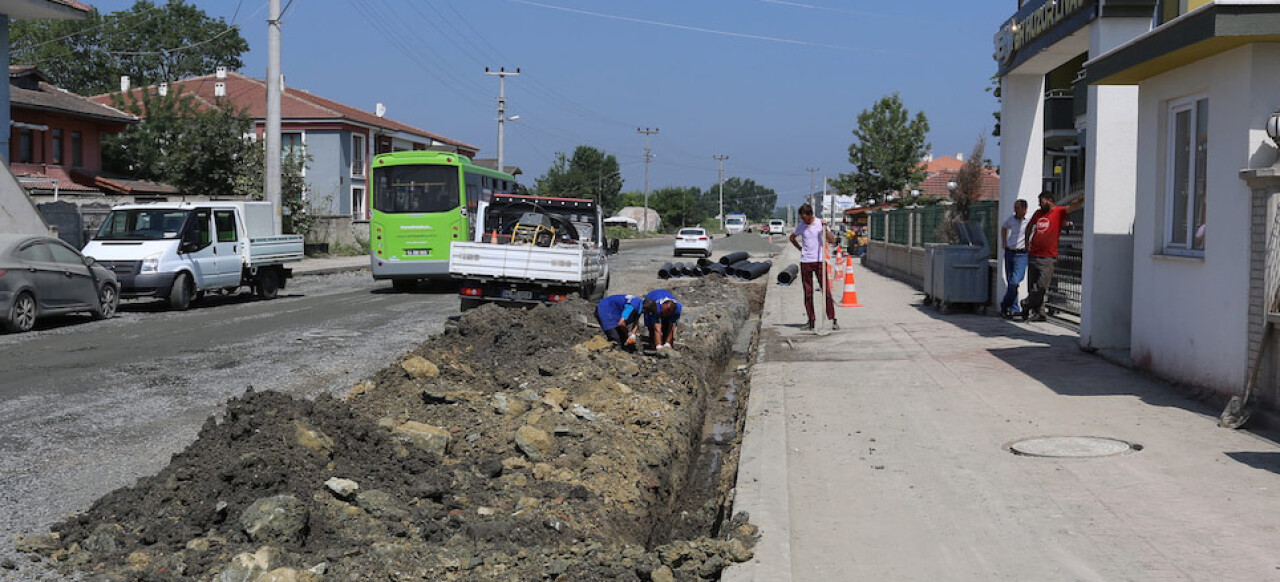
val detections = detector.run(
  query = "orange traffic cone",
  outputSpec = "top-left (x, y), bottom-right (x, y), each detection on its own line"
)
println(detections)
top-left (839, 263), bottom-right (864, 307)
top-left (490, 229), bottom-right (498, 244)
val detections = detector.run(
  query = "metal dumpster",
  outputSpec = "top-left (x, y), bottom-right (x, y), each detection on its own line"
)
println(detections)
top-left (923, 222), bottom-right (990, 313)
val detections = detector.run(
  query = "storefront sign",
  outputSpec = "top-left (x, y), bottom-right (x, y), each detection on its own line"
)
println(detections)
top-left (995, 0), bottom-right (1096, 70)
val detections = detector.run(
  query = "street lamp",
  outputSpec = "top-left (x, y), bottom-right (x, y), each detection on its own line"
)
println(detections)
top-left (1267, 110), bottom-right (1280, 148)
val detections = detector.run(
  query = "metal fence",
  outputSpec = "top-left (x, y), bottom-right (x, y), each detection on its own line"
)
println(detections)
top-left (867, 201), bottom-right (999, 257)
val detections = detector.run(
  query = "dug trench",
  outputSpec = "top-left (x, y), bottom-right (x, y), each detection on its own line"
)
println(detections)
top-left (16, 276), bottom-right (764, 581)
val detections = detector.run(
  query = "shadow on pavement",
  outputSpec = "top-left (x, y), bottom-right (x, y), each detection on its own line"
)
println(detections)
top-left (1224, 451), bottom-right (1280, 474)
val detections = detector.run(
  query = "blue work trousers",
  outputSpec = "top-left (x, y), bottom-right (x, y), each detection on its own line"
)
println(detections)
top-left (1000, 251), bottom-right (1028, 313)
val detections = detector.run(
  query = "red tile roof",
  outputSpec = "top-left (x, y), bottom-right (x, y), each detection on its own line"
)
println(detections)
top-left (920, 156), bottom-right (966, 174)
top-left (91, 72), bottom-right (478, 154)
top-left (11, 163), bottom-right (98, 192)
top-left (914, 169), bottom-right (1000, 200)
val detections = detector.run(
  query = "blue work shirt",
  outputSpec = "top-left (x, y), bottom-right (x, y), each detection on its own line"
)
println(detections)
top-left (597, 294), bottom-right (642, 329)
top-left (643, 289), bottom-right (683, 327)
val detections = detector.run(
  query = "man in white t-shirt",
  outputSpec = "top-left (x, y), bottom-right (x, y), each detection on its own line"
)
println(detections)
top-left (999, 199), bottom-right (1030, 319)
top-left (789, 203), bottom-right (837, 331)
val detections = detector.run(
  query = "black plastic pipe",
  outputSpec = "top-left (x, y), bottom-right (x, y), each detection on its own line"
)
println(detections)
top-left (777, 264), bottom-right (800, 284)
top-left (719, 251), bottom-right (749, 266)
top-left (658, 262), bottom-right (674, 279)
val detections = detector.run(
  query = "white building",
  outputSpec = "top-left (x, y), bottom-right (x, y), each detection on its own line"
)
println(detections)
top-left (997, 0), bottom-right (1280, 409)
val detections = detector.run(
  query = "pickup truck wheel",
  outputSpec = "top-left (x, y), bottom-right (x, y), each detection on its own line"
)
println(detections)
top-left (256, 268), bottom-right (280, 300)
top-left (168, 273), bottom-right (193, 311)
top-left (92, 284), bottom-right (118, 320)
top-left (4, 292), bottom-right (36, 332)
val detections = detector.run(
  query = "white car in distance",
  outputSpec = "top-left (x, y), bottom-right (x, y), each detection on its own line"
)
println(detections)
top-left (673, 228), bottom-right (712, 257)
top-left (767, 219), bottom-right (786, 234)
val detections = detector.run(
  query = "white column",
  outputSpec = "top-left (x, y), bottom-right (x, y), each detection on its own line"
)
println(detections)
top-left (1080, 17), bottom-right (1150, 351)
top-left (997, 73), bottom-right (1046, 304)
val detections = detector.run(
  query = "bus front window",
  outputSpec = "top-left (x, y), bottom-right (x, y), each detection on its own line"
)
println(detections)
top-left (374, 165), bottom-right (460, 213)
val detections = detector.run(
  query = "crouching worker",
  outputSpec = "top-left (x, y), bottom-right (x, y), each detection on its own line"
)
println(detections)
top-left (642, 289), bottom-right (683, 351)
top-left (596, 294), bottom-right (643, 348)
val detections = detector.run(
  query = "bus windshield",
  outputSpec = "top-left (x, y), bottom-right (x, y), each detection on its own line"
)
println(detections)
top-left (373, 165), bottom-right (460, 213)
top-left (95, 209), bottom-right (192, 240)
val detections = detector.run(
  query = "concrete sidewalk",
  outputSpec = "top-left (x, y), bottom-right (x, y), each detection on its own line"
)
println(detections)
top-left (291, 254), bottom-right (370, 277)
top-left (725, 245), bottom-right (1280, 582)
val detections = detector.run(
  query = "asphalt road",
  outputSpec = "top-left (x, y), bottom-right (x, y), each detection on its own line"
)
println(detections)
top-left (0, 239), bottom-right (675, 576)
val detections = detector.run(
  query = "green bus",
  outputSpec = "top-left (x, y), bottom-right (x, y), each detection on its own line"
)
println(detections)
top-left (369, 150), bottom-right (518, 290)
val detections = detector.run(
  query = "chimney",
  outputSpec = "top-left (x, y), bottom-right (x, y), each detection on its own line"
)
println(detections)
top-left (376, 103), bottom-right (386, 118)
top-left (120, 76), bottom-right (130, 92)
top-left (956, 152), bottom-right (964, 162)
top-left (214, 82), bottom-right (226, 97)
top-left (215, 66), bottom-right (227, 79)
top-left (158, 82), bottom-right (168, 97)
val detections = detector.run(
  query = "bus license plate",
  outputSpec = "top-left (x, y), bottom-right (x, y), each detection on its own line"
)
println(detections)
top-left (501, 289), bottom-right (532, 300)
top-left (405, 249), bottom-right (431, 256)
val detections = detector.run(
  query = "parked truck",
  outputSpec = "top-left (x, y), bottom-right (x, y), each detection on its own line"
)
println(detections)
top-left (724, 213), bottom-right (748, 235)
top-left (82, 201), bottom-right (304, 310)
top-left (448, 194), bottom-right (618, 309)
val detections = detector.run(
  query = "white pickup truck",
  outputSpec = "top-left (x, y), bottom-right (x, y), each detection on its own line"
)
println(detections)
top-left (448, 194), bottom-right (618, 309)
top-left (82, 201), bottom-right (304, 310)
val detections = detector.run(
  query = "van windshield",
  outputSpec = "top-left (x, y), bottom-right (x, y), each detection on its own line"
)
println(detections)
top-left (95, 209), bottom-right (192, 240)
top-left (725, 218), bottom-right (744, 225)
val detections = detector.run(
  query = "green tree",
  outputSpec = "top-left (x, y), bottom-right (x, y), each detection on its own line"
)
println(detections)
top-left (11, 0), bottom-right (248, 96)
top-left (648, 186), bottom-right (705, 230)
top-left (532, 146), bottom-right (623, 210)
top-left (714, 177), bottom-right (777, 222)
top-left (103, 88), bottom-right (263, 199)
top-left (831, 93), bottom-right (931, 206)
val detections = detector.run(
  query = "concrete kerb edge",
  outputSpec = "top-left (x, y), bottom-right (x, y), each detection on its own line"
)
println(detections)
top-left (722, 246), bottom-right (800, 582)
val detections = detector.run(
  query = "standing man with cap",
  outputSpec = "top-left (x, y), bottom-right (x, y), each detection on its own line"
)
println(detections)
top-left (789, 203), bottom-right (838, 331)
top-left (1022, 190), bottom-right (1084, 322)
top-left (596, 294), bottom-right (643, 349)
top-left (642, 289), bottom-right (682, 351)
top-left (999, 199), bottom-right (1030, 319)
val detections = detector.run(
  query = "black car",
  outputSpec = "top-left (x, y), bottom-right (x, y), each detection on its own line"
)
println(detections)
top-left (0, 234), bottom-right (119, 333)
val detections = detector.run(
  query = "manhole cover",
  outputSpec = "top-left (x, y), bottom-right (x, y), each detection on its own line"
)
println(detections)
top-left (1007, 436), bottom-right (1138, 458)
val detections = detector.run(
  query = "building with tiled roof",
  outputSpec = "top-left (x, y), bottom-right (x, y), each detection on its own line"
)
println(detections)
top-left (92, 71), bottom-right (480, 233)
top-left (0, 0), bottom-right (95, 237)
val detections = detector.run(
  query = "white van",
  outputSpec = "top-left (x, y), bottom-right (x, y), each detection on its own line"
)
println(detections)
top-left (724, 214), bottom-right (747, 235)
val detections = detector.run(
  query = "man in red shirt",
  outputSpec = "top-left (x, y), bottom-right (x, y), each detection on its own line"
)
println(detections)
top-left (1021, 190), bottom-right (1084, 322)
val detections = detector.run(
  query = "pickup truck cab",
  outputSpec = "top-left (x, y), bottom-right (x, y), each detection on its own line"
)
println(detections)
top-left (82, 201), bottom-right (303, 310)
top-left (449, 194), bottom-right (618, 309)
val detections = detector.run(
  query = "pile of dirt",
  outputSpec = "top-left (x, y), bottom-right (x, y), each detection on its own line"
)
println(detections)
top-left (19, 277), bottom-right (764, 581)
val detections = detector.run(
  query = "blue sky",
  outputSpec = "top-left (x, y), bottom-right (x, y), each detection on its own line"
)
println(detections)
top-left (87, 0), bottom-right (1011, 208)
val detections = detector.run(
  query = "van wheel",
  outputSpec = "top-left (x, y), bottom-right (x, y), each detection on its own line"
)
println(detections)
top-left (168, 273), bottom-right (193, 311)
top-left (256, 268), bottom-right (280, 300)
top-left (92, 284), bottom-right (118, 320)
top-left (4, 292), bottom-right (36, 332)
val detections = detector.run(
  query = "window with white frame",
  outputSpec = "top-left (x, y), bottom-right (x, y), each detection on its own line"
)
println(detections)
top-left (282, 132), bottom-right (305, 176)
top-left (352, 134), bottom-right (366, 177)
top-left (352, 186), bottom-right (367, 220)
top-left (1164, 96), bottom-right (1208, 255)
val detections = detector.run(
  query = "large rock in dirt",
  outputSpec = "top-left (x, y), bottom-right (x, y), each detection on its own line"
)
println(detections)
top-left (400, 356), bottom-right (440, 379)
top-left (392, 421), bottom-right (450, 456)
top-left (514, 425), bottom-right (552, 461)
top-left (292, 421), bottom-right (334, 456)
top-left (218, 547), bottom-right (281, 582)
top-left (324, 477), bottom-right (359, 501)
top-left (239, 496), bottom-right (308, 544)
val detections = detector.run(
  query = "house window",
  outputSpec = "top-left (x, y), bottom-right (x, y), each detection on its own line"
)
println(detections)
top-left (71, 131), bottom-right (83, 167)
top-left (18, 129), bottom-right (33, 163)
top-left (52, 129), bottom-right (63, 165)
top-left (1164, 96), bottom-right (1208, 255)
top-left (352, 186), bottom-right (367, 220)
top-left (352, 134), bottom-right (366, 177)
top-left (282, 132), bottom-right (305, 177)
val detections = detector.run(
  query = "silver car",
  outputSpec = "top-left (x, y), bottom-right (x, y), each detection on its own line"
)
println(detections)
top-left (0, 234), bottom-right (119, 333)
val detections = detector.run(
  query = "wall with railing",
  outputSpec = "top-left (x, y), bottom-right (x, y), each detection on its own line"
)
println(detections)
top-left (865, 201), bottom-right (999, 288)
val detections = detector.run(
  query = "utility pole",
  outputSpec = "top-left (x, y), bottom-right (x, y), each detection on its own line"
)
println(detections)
top-left (714, 154), bottom-right (729, 232)
top-left (265, 0), bottom-right (282, 234)
top-left (638, 128), bottom-right (658, 232)
top-left (485, 67), bottom-right (520, 174)
top-left (806, 167), bottom-right (820, 215)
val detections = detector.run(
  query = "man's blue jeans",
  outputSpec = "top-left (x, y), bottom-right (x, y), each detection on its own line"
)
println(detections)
top-left (1000, 251), bottom-right (1028, 313)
